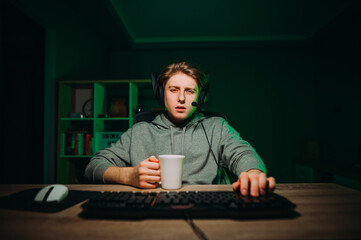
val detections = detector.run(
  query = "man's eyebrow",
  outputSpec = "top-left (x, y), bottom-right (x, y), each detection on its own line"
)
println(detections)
top-left (167, 85), bottom-right (198, 91)
top-left (187, 87), bottom-right (198, 92)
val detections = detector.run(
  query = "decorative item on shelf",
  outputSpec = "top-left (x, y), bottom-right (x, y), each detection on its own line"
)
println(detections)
top-left (68, 112), bottom-right (84, 118)
top-left (135, 106), bottom-right (143, 114)
top-left (109, 97), bottom-right (127, 117)
top-left (82, 98), bottom-right (94, 118)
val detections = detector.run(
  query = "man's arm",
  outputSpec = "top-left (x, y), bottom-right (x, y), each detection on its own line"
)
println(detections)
top-left (216, 120), bottom-right (275, 196)
top-left (103, 156), bottom-right (161, 188)
top-left (218, 120), bottom-right (267, 175)
top-left (85, 129), bottom-right (133, 183)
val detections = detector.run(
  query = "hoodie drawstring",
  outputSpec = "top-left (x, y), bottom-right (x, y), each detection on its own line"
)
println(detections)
top-left (181, 126), bottom-right (186, 155)
top-left (170, 126), bottom-right (186, 155)
top-left (170, 126), bottom-right (174, 154)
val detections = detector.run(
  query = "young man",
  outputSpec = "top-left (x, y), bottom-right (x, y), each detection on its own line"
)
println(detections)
top-left (85, 61), bottom-right (275, 197)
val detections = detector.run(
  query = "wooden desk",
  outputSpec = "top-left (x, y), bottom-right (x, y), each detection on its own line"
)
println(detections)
top-left (0, 183), bottom-right (360, 240)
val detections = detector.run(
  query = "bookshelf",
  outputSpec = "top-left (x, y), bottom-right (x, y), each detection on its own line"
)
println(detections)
top-left (57, 80), bottom-right (153, 183)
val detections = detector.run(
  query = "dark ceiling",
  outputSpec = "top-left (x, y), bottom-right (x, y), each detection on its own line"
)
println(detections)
top-left (6, 0), bottom-right (358, 50)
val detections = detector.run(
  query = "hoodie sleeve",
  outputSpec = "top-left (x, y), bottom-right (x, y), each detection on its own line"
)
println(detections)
top-left (218, 119), bottom-right (267, 176)
top-left (84, 128), bottom-right (132, 183)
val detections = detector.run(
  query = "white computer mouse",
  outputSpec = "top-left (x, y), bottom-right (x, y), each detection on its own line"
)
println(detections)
top-left (34, 184), bottom-right (69, 204)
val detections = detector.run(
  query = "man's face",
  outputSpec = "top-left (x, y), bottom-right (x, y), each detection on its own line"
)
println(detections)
top-left (164, 73), bottom-right (199, 125)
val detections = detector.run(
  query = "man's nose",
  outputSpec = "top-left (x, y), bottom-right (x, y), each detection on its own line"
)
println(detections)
top-left (178, 91), bottom-right (185, 103)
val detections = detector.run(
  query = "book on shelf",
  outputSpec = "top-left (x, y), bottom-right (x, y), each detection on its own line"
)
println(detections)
top-left (61, 131), bottom-right (93, 156)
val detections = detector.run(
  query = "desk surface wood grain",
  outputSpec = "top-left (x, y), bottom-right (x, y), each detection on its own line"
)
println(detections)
top-left (0, 183), bottom-right (360, 240)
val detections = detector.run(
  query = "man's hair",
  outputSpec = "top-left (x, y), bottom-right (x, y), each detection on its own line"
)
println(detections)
top-left (158, 61), bottom-right (208, 91)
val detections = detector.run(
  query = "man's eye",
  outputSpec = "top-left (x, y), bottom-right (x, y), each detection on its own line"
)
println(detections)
top-left (170, 89), bottom-right (177, 92)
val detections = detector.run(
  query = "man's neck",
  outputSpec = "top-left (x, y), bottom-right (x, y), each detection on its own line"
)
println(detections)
top-left (165, 112), bottom-right (197, 127)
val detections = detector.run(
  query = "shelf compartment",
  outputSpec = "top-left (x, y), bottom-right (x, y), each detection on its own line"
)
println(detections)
top-left (94, 82), bottom-right (129, 119)
top-left (57, 79), bottom-right (152, 184)
top-left (58, 81), bottom-right (94, 118)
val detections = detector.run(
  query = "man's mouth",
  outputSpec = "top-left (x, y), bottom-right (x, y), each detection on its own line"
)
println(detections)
top-left (175, 106), bottom-right (186, 112)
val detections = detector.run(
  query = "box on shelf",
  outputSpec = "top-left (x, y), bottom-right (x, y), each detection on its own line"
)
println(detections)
top-left (94, 132), bottom-right (123, 152)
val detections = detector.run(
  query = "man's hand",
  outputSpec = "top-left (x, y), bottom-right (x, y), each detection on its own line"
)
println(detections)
top-left (129, 156), bottom-right (161, 188)
top-left (232, 169), bottom-right (276, 197)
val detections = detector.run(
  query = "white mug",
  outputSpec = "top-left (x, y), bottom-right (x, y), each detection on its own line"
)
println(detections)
top-left (159, 155), bottom-right (185, 189)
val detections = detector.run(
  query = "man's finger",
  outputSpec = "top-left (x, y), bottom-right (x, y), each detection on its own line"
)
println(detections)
top-left (140, 174), bottom-right (161, 182)
top-left (249, 174), bottom-right (259, 197)
top-left (258, 173), bottom-right (267, 196)
top-left (143, 159), bottom-right (160, 170)
top-left (148, 156), bottom-right (159, 162)
top-left (146, 168), bottom-right (161, 176)
top-left (240, 172), bottom-right (249, 196)
top-left (138, 166), bottom-right (160, 176)
top-left (232, 179), bottom-right (240, 191)
top-left (267, 177), bottom-right (276, 192)
top-left (139, 181), bottom-right (159, 189)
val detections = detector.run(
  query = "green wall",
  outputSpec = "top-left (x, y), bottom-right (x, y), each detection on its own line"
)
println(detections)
top-left (311, 6), bottom-right (361, 168)
top-left (55, 25), bottom-right (110, 80)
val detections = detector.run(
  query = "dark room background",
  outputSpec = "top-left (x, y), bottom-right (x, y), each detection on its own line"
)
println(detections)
top-left (1, 0), bottom-right (360, 188)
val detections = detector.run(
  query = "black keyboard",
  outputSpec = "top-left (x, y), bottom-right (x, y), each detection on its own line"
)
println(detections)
top-left (81, 191), bottom-right (296, 219)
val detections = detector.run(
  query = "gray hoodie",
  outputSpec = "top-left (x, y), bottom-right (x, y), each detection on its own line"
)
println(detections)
top-left (84, 113), bottom-right (266, 184)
